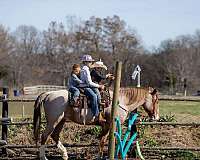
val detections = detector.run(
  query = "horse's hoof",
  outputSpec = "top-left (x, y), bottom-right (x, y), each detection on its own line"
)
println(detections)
top-left (62, 157), bottom-right (68, 160)
top-left (98, 153), bottom-right (103, 159)
top-left (40, 156), bottom-right (48, 160)
top-left (62, 156), bottom-right (68, 160)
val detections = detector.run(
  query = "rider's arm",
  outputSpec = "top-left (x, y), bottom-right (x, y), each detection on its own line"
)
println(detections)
top-left (71, 74), bottom-right (83, 84)
top-left (82, 66), bottom-right (100, 88)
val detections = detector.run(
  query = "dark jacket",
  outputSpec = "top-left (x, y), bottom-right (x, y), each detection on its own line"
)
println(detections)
top-left (90, 69), bottom-right (106, 83)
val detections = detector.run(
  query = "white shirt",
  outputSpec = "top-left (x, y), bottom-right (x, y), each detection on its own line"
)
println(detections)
top-left (80, 65), bottom-right (100, 88)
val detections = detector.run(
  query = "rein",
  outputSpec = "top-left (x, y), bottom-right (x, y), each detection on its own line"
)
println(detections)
top-left (118, 104), bottom-right (129, 114)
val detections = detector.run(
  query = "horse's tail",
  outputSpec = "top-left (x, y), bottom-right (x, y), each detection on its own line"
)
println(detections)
top-left (33, 92), bottom-right (47, 146)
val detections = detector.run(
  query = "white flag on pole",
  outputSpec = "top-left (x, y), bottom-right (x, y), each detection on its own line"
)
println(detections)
top-left (132, 65), bottom-right (141, 87)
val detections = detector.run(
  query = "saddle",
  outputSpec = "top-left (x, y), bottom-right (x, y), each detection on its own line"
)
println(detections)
top-left (69, 88), bottom-right (110, 125)
top-left (69, 88), bottom-right (111, 110)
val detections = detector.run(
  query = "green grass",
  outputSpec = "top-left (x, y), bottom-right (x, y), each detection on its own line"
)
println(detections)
top-left (160, 101), bottom-right (200, 116)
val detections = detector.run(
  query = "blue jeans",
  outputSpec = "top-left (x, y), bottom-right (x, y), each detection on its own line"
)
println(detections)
top-left (92, 88), bottom-right (101, 104)
top-left (84, 88), bottom-right (99, 117)
top-left (69, 87), bottom-right (80, 100)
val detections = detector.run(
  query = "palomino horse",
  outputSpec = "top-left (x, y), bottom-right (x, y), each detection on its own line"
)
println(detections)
top-left (33, 87), bottom-right (159, 160)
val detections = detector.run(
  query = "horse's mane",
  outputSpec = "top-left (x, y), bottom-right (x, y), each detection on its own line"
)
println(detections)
top-left (119, 87), bottom-right (149, 105)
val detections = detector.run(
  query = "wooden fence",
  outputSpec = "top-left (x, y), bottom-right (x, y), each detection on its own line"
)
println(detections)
top-left (23, 85), bottom-right (67, 95)
top-left (1, 89), bottom-right (200, 157)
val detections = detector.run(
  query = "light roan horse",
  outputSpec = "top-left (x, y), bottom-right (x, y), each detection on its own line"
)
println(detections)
top-left (33, 87), bottom-right (159, 160)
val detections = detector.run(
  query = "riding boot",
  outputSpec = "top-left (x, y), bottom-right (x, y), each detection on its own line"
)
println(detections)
top-left (98, 112), bottom-right (106, 125)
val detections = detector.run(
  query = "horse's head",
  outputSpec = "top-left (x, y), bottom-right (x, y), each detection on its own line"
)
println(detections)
top-left (143, 87), bottom-right (159, 121)
top-left (115, 87), bottom-right (159, 122)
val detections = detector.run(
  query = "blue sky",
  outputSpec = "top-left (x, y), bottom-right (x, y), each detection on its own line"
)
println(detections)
top-left (0, 0), bottom-right (200, 49)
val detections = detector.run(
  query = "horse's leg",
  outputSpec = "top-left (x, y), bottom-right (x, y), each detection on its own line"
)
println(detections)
top-left (51, 118), bottom-right (68, 160)
top-left (39, 112), bottom-right (64, 160)
top-left (99, 124), bottom-right (110, 158)
top-left (39, 123), bottom-right (54, 160)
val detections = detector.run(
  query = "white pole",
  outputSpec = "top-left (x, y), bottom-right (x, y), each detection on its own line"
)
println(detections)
top-left (22, 105), bottom-right (25, 118)
top-left (137, 71), bottom-right (140, 88)
top-left (184, 89), bottom-right (187, 97)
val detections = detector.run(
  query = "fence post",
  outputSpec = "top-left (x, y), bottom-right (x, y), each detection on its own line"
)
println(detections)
top-left (2, 87), bottom-right (9, 155)
top-left (108, 61), bottom-right (122, 159)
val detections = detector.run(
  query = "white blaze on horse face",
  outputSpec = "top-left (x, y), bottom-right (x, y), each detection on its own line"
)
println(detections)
top-left (155, 106), bottom-right (159, 120)
top-left (154, 97), bottom-right (159, 120)
top-left (152, 94), bottom-right (159, 120)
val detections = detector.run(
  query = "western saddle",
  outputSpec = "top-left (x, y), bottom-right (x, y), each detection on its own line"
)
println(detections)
top-left (69, 88), bottom-right (111, 111)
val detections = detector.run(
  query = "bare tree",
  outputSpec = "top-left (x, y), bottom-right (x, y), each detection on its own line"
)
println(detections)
top-left (2, 16), bottom-right (200, 94)
top-left (7, 25), bottom-right (41, 87)
top-left (0, 25), bottom-right (13, 85)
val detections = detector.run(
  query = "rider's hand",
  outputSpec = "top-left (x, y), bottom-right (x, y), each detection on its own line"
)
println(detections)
top-left (106, 73), bottom-right (113, 78)
top-left (99, 85), bottom-right (105, 90)
top-left (110, 75), bottom-right (115, 80)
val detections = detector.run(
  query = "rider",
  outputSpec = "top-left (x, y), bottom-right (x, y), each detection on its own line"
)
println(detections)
top-left (90, 60), bottom-right (114, 108)
top-left (91, 59), bottom-right (114, 84)
top-left (68, 64), bottom-right (83, 106)
top-left (79, 55), bottom-right (105, 123)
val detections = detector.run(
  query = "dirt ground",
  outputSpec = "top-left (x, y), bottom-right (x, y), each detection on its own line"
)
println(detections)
top-left (0, 121), bottom-right (199, 159)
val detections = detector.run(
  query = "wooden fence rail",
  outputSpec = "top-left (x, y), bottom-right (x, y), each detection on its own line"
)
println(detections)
top-left (1, 95), bottom-right (200, 102)
top-left (23, 85), bottom-right (67, 95)
top-left (1, 143), bottom-right (200, 153)
top-left (1, 143), bottom-right (200, 151)
top-left (159, 95), bottom-right (200, 102)
top-left (1, 119), bottom-right (200, 127)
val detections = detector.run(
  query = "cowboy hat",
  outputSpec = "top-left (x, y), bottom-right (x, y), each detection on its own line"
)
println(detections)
top-left (81, 55), bottom-right (95, 62)
top-left (91, 60), bottom-right (107, 70)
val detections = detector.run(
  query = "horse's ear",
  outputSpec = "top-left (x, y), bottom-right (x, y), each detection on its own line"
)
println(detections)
top-left (151, 88), bottom-right (157, 95)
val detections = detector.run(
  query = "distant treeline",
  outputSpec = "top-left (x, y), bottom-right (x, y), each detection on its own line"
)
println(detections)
top-left (0, 15), bottom-right (200, 95)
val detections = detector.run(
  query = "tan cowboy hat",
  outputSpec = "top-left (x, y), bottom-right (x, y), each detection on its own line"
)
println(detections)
top-left (91, 59), bottom-right (107, 70)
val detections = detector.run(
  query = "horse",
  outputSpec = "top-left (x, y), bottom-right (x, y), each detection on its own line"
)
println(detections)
top-left (33, 87), bottom-right (159, 160)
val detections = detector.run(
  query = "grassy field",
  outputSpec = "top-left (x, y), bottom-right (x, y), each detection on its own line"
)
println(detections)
top-left (159, 100), bottom-right (200, 122)
top-left (160, 101), bottom-right (200, 115)
top-left (0, 100), bottom-right (200, 122)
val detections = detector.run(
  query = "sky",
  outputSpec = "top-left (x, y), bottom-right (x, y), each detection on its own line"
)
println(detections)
top-left (0, 0), bottom-right (200, 49)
